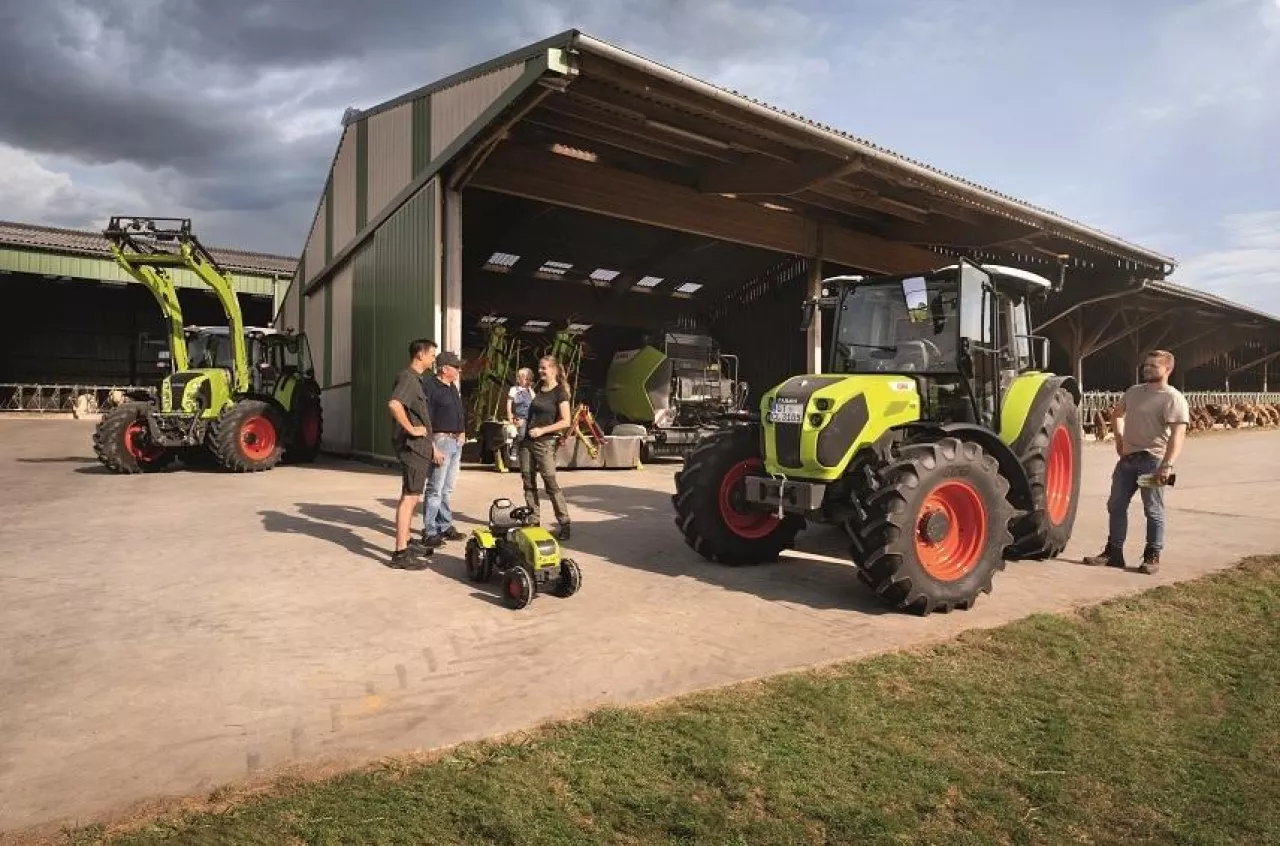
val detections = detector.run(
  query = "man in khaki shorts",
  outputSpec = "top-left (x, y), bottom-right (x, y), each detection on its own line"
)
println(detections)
top-left (1084, 350), bottom-right (1189, 574)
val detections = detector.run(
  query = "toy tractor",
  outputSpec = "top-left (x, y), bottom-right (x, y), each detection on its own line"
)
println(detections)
top-left (672, 259), bottom-right (1083, 616)
top-left (92, 217), bottom-right (323, 474)
top-left (465, 497), bottom-right (583, 609)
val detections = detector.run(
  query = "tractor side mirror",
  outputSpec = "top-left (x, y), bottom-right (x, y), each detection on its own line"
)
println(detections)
top-left (902, 277), bottom-right (930, 323)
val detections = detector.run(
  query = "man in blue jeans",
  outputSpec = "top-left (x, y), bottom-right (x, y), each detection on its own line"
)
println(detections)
top-left (421, 351), bottom-right (468, 548)
top-left (1084, 350), bottom-right (1189, 574)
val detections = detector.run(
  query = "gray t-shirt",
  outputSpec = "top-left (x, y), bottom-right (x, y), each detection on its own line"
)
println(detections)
top-left (390, 366), bottom-right (432, 459)
top-left (1117, 383), bottom-right (1190, 459)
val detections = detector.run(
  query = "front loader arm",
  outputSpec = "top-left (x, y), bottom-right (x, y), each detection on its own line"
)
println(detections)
top-left (108, 243), bottom-right (190, 373)
top-left (103, 217), bottom-right (250, 393)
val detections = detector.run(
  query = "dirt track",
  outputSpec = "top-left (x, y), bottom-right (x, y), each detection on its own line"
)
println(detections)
top-left (1, 418), bottom-right (1277, 836)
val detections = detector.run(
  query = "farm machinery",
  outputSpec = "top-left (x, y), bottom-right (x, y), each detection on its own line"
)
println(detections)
top-left (92, 217), bottom-right (323, 474)
top-left (672, 260), bottom-right (1083, 616)
top-left (605, 331), bottom-right (748, 460)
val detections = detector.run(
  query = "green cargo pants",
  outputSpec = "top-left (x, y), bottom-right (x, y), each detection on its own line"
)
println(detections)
top-left (518, 436), bottom-right (570, 526)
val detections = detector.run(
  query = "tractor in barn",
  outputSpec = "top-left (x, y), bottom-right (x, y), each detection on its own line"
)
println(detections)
top-left (92, 217), bottom-right (323, 474)
top-left (671, 260), bottom-right (1082, 616)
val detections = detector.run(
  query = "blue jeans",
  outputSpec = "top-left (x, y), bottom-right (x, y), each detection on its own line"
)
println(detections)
top-left (422, 434), bottom-right (462, 538)
top-left (1106, 451), bottom-right (1165, 552)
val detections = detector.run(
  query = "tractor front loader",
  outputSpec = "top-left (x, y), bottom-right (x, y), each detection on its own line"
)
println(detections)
top-left (672, 260), bottom-right (1083, 616)
top-left (93, 217), bottom-right (323, 474)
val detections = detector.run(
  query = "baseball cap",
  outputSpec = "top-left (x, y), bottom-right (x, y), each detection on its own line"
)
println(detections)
top-left (437, 351), bottom-right (464, 368)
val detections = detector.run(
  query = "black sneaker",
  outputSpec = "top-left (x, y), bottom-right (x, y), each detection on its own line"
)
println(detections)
top-left (419, 533), bottom-right (446, 549)
top-left (1083, 544), bottom-right (1126, 569)
top-left (554, 523), bottom-right (571, 542)
top-left (407, 538), bottom-right (436, 557)
top-left (441, 526), bottom-right (466, 542)
top-left (1139, 548), bottom-right (1160, 575)
top-left (389, 548), bottom-right (429, 570)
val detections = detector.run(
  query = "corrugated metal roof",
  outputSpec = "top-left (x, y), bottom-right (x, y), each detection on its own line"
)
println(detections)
top-left (1144, 279), bottom-right (1279, 324)
top-left (0, 220), bottom-right (297, 277)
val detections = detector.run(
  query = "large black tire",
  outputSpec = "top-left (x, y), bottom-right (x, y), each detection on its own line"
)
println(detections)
top-left (552, 558), bottom-right (582, 597)
top-left (671, 425), bottom-right (804, 566)
top-left (849, 437), bottom-right (1016, 616)
top-left (1006, 387), bottom-right (1083, 560)
top-left (92, 401), bottom-right (175, 474)
top-left (465, 538), bottom-right (493, 582)
top-left (209, 399), bottom-right (286, 473)
top-left (502, 566), bottom-right (535, 610)
top-left (284, 381), bottom-right (324, 464)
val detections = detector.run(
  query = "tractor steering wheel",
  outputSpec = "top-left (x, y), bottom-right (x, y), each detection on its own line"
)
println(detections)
top-left (897, 338), bottom-right (944, 370)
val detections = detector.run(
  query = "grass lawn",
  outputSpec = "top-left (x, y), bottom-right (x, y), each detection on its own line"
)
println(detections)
top-left (72, 555), bottom-right (1279, 846)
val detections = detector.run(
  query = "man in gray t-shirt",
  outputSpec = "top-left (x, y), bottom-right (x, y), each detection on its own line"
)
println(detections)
top-left (1084, 350), bottom-right (1190, 574)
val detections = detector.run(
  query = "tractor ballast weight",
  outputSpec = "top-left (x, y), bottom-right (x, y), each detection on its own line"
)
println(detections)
top-left (92, 217), bottom-right (324, 474)
top-left (671, 260), bottom-right (1083, 616)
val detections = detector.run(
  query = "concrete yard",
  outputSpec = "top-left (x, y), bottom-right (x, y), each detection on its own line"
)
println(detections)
top-left (1, 418), bottom-right (1278, 836)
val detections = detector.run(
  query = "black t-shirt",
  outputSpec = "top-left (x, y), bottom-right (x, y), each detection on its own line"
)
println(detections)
top-left (527, 383), bottom-right (569, 434)
top-left (423, 376), bottom-right (466, 433)
top-left (390, 367), bottom-right (432, 458)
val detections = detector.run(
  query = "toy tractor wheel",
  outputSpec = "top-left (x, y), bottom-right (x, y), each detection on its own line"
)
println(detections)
top-left (92, 401), bottom-right (175, 474)
top-left (210, 399), bottom-right (286, 473)
top-left (501, 566), bottom-right (535, 610)
top-left (465, 538), bottom-right (493, 582)
top-left (1006, 387), bottom-right (1083, 560)
top-left (850, 437), bottom-right (1015, 616)
top-left (672, 425), bottom-right (803, 566)
top-left (552, 558), bottom-right (582, 597)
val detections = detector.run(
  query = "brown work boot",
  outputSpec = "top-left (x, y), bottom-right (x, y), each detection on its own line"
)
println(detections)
top-left (1139, 547), bottom-right (1160, 575)
top-left (1083, 544), bottom-right (1127, 569)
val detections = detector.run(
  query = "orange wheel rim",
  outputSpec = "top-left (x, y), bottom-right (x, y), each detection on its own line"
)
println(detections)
top-left (1045, 425), bottom-right (1073, 525)
top-left (125, 421), bottom-right (164, 462)
top-left (914, 481), bottom-right (988, 581)
top-left (717, 458), bottom-right (781, 539)
top-left (239, 416), bottom-right (277, 460)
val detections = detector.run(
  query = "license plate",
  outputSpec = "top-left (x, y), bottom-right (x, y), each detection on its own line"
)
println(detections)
top-left (769, 398), bottom-right (803, 425)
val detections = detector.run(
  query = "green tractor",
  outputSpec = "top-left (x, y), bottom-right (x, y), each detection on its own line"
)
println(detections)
top-left (93, 217), bottom-right (323, 474)
top-left (672, 260), bottom-right (1082, 615)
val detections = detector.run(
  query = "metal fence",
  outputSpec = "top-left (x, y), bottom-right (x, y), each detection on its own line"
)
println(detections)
top-left (0, 383), bottom-right (153, 414)
top-left (1081, 390), bottom-right (1280, 436)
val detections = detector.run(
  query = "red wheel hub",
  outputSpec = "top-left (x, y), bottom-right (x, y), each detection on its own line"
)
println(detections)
top-left (717, 458), bottom-right (781, 540)
top-left (507, 575), bottom-right (525, 600)
top-left (124, 421), bottom-right (164, 463)
top-left (914, 481), bottom-right (988, 581)
top-left (239, 416), bottom-right (278, 461)
top-left (1044, 425), bottom-right (1073, 525)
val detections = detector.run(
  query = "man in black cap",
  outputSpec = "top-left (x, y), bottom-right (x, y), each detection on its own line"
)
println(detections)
top-left (421, 350), bottom-right (468, 547)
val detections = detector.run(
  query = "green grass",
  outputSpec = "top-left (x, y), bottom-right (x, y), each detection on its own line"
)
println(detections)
top-left (81, 556), bottom-right (1280, 846)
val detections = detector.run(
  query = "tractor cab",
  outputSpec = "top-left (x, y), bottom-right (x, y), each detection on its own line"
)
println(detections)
top-left (813, 261), bottom-right (1055, 429)
top-left (183, 325), bottom-right (316, 396)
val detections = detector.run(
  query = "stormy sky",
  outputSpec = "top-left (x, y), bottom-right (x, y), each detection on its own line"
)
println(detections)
top-left (2, 0), bottom-right (1278, 314)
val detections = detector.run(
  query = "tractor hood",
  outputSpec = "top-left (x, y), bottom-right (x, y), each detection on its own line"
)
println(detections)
top-left (605, 346), bottom-right (671, 424)
top-left (161, 368), bottom-right (228, 414)
top-left (760, 374), bottom-right (922, 480)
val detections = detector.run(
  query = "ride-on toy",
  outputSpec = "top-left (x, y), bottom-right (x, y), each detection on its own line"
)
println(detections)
top-left (465, 498), bottom-right (582, 609)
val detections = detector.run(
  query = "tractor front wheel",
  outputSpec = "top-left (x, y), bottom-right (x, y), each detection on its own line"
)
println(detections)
top-left (552, 558), bottom-right (582, 597)
top-left (92, 401), bottom-right (175, 474)
top-left (502, 566), bottom-right (536, 610)
top-left (210, 399), bottom-right (286, 472)
top-left (850, 437), bottom-right (1015, 616)
top-left (1006, 387), bottom-right (1083, 560)
top-left (672, 425), bottom-right (803, 566)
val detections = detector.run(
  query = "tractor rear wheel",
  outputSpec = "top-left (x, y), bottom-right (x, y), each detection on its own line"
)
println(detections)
top-left (210, 399), bottom-right (286, 472)
top-left (93, 401), bottom-right (175, 474)
top-left (285, 383), bottom-right (324, 464)
top-left (849, 436), bottom-right (1015, 615)
top-left (672, 425), bottom-right (803, 566)
top-left (1006, 387), bottom-right (1082, 560)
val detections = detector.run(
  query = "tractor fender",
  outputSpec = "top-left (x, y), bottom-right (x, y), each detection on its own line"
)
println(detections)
top-left (233, 392), bottom-right (294, 431)
top-left (1006, 374), bottom-right (1081, 458)
top-left (926, 422), bottom-right (1036, 515)
top-left (471, 529), bottom-right (498, 549)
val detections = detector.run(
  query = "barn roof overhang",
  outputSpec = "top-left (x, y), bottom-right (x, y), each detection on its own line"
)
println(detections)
top-left (434, 30), bottom-right (1175, 292)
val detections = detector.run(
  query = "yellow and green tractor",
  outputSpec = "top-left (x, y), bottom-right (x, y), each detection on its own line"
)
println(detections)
top-left (92, 217), bottom-right (323, 474)
top-left (672, 260), bottom-right (1082, 615)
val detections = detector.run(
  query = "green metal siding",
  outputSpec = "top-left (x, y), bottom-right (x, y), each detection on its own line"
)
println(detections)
top-left (355, 120), bottom-right (369, 231)
top-left (0, 248), bottom-right (276, 297)
top-left (351, 180), bottom-right (439, 458)
top-left (411, 96), bottom-right (432, 178)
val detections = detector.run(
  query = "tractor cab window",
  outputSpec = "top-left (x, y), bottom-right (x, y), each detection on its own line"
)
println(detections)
top-left (187, 333), bottom-right (234, 371)
top-left (831, 275), bottom-right (960, 375)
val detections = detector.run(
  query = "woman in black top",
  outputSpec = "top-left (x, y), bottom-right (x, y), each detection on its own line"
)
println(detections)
top-left (519, 355), bottom-right (573, 540)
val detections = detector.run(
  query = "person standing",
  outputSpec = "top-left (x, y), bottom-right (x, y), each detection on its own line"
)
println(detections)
top-left (504, 367), bottom-right (534, 462)
top-left (387, 339), bottom-right (442, 568)
top-left (1084, 350), bottom-right (1189, 574)
top-left (519, 355), bottom-right (573, 541)
top-left (420, 351), bottom-right (468, 548)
